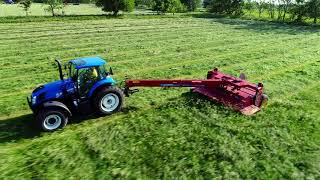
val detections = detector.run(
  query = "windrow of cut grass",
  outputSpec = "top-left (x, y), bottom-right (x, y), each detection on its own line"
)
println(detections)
top-left (0, 16), bottom-right (319, 179)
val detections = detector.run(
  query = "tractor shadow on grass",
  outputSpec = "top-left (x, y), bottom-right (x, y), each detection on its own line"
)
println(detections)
top-left (0, 113), bottom-right (104, 144)
top-left (0, 93), bottom-right (231, 144)
top-left (192, 13), bottom-right (319, 35)
top-left (0, 114), bottom-right (41, 144)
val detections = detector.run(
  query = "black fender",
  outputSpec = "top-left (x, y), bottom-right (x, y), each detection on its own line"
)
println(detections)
top-left (41, 101), bottom-right (72, 117)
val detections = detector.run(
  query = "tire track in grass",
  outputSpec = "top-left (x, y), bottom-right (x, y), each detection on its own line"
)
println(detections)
top-left (113, 39), bottom-right (319, 77)
top-left (0, 18), bottom-right (180, 31)
top-left (0, 18), bottom-right (284, 53)
top-left (0, 26), bottom-right (249, 62)
top-left (0, 50), bottom-right (313, 101)
top-left (0, 25), bottom-right (213, 49)
top-left (0, 20), bottom-right (214, 36)
top-left (0, 31), bottom-right (298, 79)
top-left (0, 39), bottom-right (318, 98)
top-left (0, 18), bottom-right (304, 64)
top-left (0, 27), bottom-right (252, 62)
top-left (0, 31), bottom-right (289, 74)
top-left (0, 25), bottom-right (205, 44)
top-left (0, 18), bottom-right (224, 34)
top-left (10, 28), bottom-right (318, 69)
top-left (0, 39), bottom-right (254, 78)
top-left (0, 18), bottom-right (196, 31)
top-left (0, 43), bottom-right (316, 95)
top-left (0, 21), bottom-right (189, 34)
top-left (0, 33), bottom-right (312, 88)
top-left (0, 23), bottom-right (212, 41)
top-left (0, 25), bottom-right (205, 47)
top-left (0, 21), bottom-right (296, 51)
top-left (0, 19), bottom-right (251, 54)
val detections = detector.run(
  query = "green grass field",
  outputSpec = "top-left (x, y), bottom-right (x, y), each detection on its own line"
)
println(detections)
top-left (0, 3), bottom-right (105, 16)
top-left (0, 3), bottom-right (155, 16)
top-left (0, 16), bottom-right (319, 179)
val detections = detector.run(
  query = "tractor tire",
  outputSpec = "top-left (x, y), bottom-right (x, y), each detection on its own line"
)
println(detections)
top-left (36, 108), bottom-right (68, 132)
top-left (93, 86), bottom-right (124, 115)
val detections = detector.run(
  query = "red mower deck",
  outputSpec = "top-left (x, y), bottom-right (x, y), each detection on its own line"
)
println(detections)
top-left (124, 68), bottom-right (267, 115)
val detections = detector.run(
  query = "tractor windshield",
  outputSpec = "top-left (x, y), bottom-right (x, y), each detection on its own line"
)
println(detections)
top-left (98, 65), bottom-right (107, 78)
top-left (68, 63), bottom-right (77, 80)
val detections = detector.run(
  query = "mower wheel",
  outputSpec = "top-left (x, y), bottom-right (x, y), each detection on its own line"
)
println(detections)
top-left (261, 94), bottom-right (269, 107)
top-left (94, 86), bottom-right (124, 115)
top-left (36, 108), bottom-right (68, 132)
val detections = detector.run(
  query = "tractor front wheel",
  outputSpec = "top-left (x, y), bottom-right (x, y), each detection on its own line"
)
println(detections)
top-left (94, 86), bottom-right (124, 115)
top-left (36, 109), bottom-right (68, 132)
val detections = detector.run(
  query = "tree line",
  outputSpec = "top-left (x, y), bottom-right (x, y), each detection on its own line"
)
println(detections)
top-left (95, 0), bottom-right (202, 15)
top-left (17, 0), bottom-right (201, 16)
top-left (204, 0), bottom-right (320, 24)
top-left (16, 0), bottom-right (320, 24)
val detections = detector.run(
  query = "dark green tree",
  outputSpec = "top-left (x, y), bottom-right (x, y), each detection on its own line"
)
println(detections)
top-left (267, 0), bottom-right (275, 19)
top-left (19, 0), bottom-right (32, 16)
top-left (208, 0), bottom-right (244, 16)
top-left (44, 0), bottom-right (63, 16)
top-left (152, 0), bottom-right (184, 14)
top-left (203, 0), bottom-right (211, 7)
top-left (306, 0), bottom-right (320, 23)
top-left (96, 0), bottom-right (135, 16)
top-left (243, 0), bottom-right (255, 16)
top-left (256, 1), bottom-right (268, 17)
top-left (289, 0), bottom-right (307, 23)
top-left (135, 0), bottom-right (154, 8)
top-left (152, 0), bottom-right (164, 13)
top-left (180, 0), bottom-right (200, 11)
top-left (167, 0), bottom-right (185, 14)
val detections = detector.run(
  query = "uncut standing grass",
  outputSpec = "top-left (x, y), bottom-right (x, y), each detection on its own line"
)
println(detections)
top-left (0, 17), bottom-right (319, 179)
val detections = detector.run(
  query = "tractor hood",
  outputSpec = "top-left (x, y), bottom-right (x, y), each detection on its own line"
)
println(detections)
top-left (30, 79), bottom-right (74, 107)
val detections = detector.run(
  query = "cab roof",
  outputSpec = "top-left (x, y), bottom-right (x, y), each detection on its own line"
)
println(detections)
top-left (70, 57), bottom-right (106, 69)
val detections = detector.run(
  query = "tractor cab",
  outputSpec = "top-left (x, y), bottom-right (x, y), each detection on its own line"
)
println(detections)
top-left (66, 57), bottom-right (114, 99)
top-left (28, 57), bottom-right (124, 132)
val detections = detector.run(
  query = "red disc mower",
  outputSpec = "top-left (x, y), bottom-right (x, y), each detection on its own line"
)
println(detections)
top-left (124, 68), bottom-right (268, 115)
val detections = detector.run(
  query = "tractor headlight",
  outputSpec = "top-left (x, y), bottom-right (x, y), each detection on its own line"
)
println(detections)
top-left (31, 96), bottom-right (37, 105)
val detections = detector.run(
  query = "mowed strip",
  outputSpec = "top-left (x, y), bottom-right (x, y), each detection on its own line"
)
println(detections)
top-left (0, 22), bottom-right (315, 80)
top-left (0, 33), bottom-right (318, 95)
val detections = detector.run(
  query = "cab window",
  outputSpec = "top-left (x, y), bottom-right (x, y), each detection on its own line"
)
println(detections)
top-left (78, 67), bottom-right (100, 97)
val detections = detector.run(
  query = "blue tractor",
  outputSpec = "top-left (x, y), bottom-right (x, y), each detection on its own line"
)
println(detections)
top-left (27, 57), bottom-right (124, 132)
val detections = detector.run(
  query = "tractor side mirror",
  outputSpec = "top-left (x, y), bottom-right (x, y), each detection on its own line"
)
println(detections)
top-left (109, 67), bottom-right (114, 75)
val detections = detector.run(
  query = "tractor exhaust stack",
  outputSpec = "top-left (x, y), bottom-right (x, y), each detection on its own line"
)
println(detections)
top-left (55, 59), bottom-right (64, 81)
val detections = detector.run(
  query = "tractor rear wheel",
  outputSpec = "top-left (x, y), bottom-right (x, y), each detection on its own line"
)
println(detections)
top-left (36, 109), bottom-right (68, 132)
top-left (94, 86), bottom-right (124, 115)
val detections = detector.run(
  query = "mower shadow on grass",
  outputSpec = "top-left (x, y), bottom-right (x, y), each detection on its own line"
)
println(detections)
top-left (192, 13), bottom-right (319, 35)
top-left (155, 91), bottom-right (235, 116)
